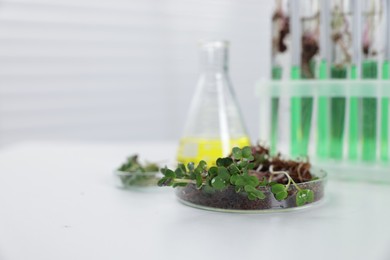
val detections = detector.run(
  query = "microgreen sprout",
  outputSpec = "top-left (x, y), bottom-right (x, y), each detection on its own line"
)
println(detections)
top-left (268, 165), bottom-right (314, 206)
top-left (159, 146), bottom-right (316, 206)
top-left (117, 155), bottom-right (160, 187)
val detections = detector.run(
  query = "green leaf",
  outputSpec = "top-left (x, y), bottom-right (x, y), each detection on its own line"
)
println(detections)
top-left (246, 185), bottom-right (265, 197)
top-left (187, 162), bottom-right (195, 172)
top-left (157, 177), bottom-right (166, 186)
top-left (233, 175), bottom-right (259, 187)
top-left (275, 190), bottom-right (288, 201)
top-left (194, 166), bottom-right (202, 175)
top-left (296, 194), bottom-right (305, 206)
top-left (161, 168), bottom-right (175, 178)
top-left (194, 160), bottom-right (207, 175)
top-left (234, 186), bottom-right (241, 193)
top-left (258, 177), bottom-right (268, 187)
top-left (178, 163), bottom-right (187, 173)
top-left (158, 177), bottom-right (173, 186)
top-left (230, 174), bottom-right (239, 184)
top-left (217, 167), bottom-right (230, 181)
top-left (241, 167), bottom-right (249, 175)
top-left (255, 190), bottom-right (266, 200)
top-left (296, 189), bottom-right (315, 206)
top-left (195, 172), bottom-right (203, 189)
top-left (248, 193), bottom-right (257, 200)
top-left (211, 176), bottom-right (227, 190)
top-left (300, 189), bottom-right (314, 203)
top-left (247, 162), bottom-right (255, 170)
top-left (174, 167), bottom-right (185, 178)
top-left (205, 176), bottom-right (213, 187)
top-left (216, 157), bottom-right (233, 167)
top-left (244, 185), bottom-right (265, 200)
top-left (244, 185), bottom-right (257, 193)
top-left (227, 164), bottom-right (240, 175)
top-left (208, 166), bottom-right (218, 178)
top-left (306, 190), bottom-right (314, 202)
top-left (241, 146), bottom-right (253, 159)
top-left (198, 160), bottom-right (207, 170)
top-left (233, 177), bottom-right (245, 186)
top-left (232, 147), bottom-right (242, 160)
top-left (237, 160), bottom-right (248, 169)
top-left (248, 176), bottom-right (260, 187)
top-left (254, 154), bottom-right (267, 164)
top-left (271, 183), bottom-right (286, 194)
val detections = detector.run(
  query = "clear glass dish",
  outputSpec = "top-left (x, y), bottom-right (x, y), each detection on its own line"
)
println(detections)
top-left (175, 169), bottom-right (327, 213)
top-left (114, 170), bottom-right (161, 188)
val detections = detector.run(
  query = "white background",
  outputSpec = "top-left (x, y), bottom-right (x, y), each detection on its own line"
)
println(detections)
top-left (0, 0), bottom-right (272, 146)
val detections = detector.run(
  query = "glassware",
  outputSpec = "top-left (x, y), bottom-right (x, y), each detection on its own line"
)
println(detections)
top-left (114, 170), bottom-right (160, 188)
top-left (271, 0), bottom-right (291, 154)
top-left (381, 0), bottom-right (390, 162)
top-left (317, 0), bottom-right (331, 159)
top-left (176, 169), bottom-right (327, 213)
top-left (300, 0), bottom-right (320, 80)
top-left (271, 0), bottom-right (291, 81)
top-left (258, 79), bottom-right (390, 179)
top-left (290, 0), bottom-right (320, 158)
top-left (328, 0), bottom-right (353, 160)
top-left (360, 0), bottom-right (384, 162)
top-left (177, 41), bottom-right (250, 166)
top-left (348, 0), bottom-right (363, 160)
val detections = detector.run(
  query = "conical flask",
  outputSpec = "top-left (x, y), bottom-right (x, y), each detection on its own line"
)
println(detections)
top-left (177, 41), bottom-right (250, 165)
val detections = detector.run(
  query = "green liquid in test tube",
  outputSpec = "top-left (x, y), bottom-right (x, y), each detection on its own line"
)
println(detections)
top-left (272, 66), bottom-right (283, 80)
top-left (290, 65), bottom-right (302, 157)
top-left (317, 59), bottom-right (329, 158)
top-left (348, 0), bottom-right (361, 161)
top-left (300, 95), bottom-right (313, 157)
top-left (349, 64), bottom-right (359, 160)
top-left (317, 0), bottom-right (330, 159)
top-left (288, 0), bottom-right (315, 158)
top-left (359, 0), bottom-right (384, 162)
top-left (329, 66), bottom-right (347, 159)
top-left (290, 68), bottom-right (313, 158)
top-left (361, 60), bottom-right (378, 162)
top-left (271, 66), bottom-right (282, 154)
top-left (381, 60), bottom-right (389, 162)
top-left (381, 0), bottom-right (390, 162)
top-left (325, 0), bottom-right (355, 160)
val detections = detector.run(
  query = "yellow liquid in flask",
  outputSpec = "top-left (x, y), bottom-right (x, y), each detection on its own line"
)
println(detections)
top-left (177, 136), bottom-right (251, 166)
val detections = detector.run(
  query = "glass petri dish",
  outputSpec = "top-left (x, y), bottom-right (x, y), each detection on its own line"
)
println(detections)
top-left (175, 169), bottom-right (327, 213)
top-left (114, 170), bottom-right (161, 188)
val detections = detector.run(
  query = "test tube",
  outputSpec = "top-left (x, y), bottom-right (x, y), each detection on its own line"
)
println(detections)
top-left (380, 0), bottom-right (390, 162)
top-left (329, 0), bottom-right (353, 159)
top-left (348, 0), bottom-right (362, 160)
top-left (271, 0), bottom-right (291, 154)
top-left (297, 0), bottom-right (320, 157)
top-left (290, 0), bottom-right (303, 158)
top-left (361, 0), bottom-right (383, 162)
top-left (317, 0), bottom-right (331, 159)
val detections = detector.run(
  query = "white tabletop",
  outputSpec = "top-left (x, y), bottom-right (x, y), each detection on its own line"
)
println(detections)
top-left (0, 141), bottom-right (389, 260)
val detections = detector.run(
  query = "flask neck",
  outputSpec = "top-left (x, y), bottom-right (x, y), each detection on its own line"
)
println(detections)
top-left (199, 41), bottom-right (229, 73)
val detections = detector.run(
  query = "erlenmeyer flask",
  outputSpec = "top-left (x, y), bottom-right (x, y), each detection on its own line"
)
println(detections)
top-left (177, 40), bottom-right (250, 165)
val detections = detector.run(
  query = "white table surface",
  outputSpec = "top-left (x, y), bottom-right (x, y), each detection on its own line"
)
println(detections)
top-left (0, 141), bottom-right (390, 260)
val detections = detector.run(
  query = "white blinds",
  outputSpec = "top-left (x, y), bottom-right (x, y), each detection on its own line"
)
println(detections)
top-left (0, 0), bottom-right (270, 145)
